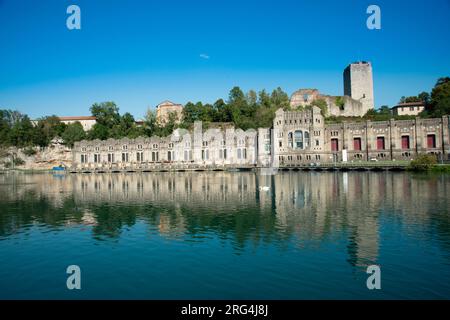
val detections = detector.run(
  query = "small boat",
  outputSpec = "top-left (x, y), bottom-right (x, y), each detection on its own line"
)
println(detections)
top-left (52, 166), bottom-right (66, 171)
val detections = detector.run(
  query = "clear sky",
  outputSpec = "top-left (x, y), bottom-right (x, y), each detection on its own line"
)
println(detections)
top-left (0, 0), bottom-right (449, 119)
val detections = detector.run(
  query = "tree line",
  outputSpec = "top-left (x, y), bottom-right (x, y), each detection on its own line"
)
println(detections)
top-left (1, 77), bottom-right (449, 149)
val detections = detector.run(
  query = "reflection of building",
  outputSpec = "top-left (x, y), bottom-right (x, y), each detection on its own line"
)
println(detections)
top-left (2, 171), bottom-right (449, 267)
top-left (156, 100), bottom-right (184, 125)
top-left (391, 102), bottom-right (425, 116)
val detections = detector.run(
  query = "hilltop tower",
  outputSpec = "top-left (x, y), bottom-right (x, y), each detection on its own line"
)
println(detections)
top-left (343, 61), bottom-right (374, 113)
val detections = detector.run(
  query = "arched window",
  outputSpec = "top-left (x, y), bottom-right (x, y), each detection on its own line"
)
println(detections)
top-left (304, 131), bottom-right (310, 148)
top-left (294, 130), bottom-right (303, 149)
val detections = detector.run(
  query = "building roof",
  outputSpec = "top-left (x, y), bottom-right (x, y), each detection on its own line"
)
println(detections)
top-left (392, 101), bottom-right (425, 109)
top-left (157, 100), bottom-right (183, 108)
top-left (58, 116), bottom-right (97, 121)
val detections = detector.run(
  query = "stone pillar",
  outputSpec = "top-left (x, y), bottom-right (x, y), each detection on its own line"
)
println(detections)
top-left (415, 117), bottom-right (422, 155)
top-left (193, 121), bottom-right (203, 163)
top-left (389, 119), bottom-right (395, 160)
top-left (365, 120), bottom-right (371, 161)
top-left (442, 116), bottom-right (450, 160)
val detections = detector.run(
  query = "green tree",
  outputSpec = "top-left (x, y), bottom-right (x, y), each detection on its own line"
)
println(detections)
top-left (311, 99), bottom-right (328, 116)
top-left (270, 87), bottom-right (290, 110)
top-left (143, 108), bottom-right (157, 136)
top-left (87, 123), bottom-right (110, 140)
top-left (8, 114), bottom-right (35, 147)
top-left (90, 102), bottom-right (120, 127)
top-left (62, 122), bottom-right (86, 147)
top-left (428, 77), bottom-right (450, 117)
top-left (33, 115), bottom-right (67, 147)
top-left (335, 96), bottom-right (345, 110)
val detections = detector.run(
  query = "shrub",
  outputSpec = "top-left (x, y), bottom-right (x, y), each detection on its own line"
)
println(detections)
top-left (13, 157), bottom-right (25, 166)
top-left (23, 147), bottom-right (37, 156)
top-left (408, 154), bottom-right (437, 171)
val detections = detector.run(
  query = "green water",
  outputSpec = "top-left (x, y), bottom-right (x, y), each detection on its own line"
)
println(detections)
top-left (0, 171), bottom-right (449, 299)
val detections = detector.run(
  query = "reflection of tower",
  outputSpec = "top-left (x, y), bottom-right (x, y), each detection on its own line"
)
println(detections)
top-left (346, 216), bottom-right (379, 268)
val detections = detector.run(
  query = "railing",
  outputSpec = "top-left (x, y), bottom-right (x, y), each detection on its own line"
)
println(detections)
top-left (280, 160), bottom-right (410, 169)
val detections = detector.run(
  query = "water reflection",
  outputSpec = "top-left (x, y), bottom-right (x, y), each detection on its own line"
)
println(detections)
top-left (0, 171), bottom-right (449, 269)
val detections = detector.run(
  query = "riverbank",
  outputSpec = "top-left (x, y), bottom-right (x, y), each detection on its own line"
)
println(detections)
top-left (2, 162), bottom-right (450, 174)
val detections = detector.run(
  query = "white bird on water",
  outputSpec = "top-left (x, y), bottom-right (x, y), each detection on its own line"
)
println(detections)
top-left (259, 186), bottom-right (270, 191)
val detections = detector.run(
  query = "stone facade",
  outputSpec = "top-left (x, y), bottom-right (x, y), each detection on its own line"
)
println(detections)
top-left (72, 109), bottom-right (450, 170)
top-left (73, 121), bottom-right (258, 170)
top-left (274, 108), bottom-right (449, 165)
top-left (392, 102), bottom-right (425, 116)
top-left (290, 89), bottom-right (366, 117)
top-left (156, 101), bottom-right (184, 125)
top-left (289, 61), bottom-right (374, 118)
top-left (59, 116), bottom-right (97, 131)
top-left (344, 61), bottom-right (375, 113)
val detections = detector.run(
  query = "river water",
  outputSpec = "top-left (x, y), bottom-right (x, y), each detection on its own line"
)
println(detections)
top-left (0, 171), bottom-right (449, 299)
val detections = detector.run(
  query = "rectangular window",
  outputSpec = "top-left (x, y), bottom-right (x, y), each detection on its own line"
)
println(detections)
top-left (401, 136), bottom-right (410, 149)
top-left (427, 134), bottom-right (436, 148)
top-left (353, 138), bottom-right (361, 151)
top-left (243, 148), bottom-right (247, 159)
top-left (168, 151), bottom-right (172, 161)
top-left (223, 149), bottom-right (227, 159)
top-left (121, 153), bottom-right (128, 162)
top-left (237, 149), bottom-right (241, 159)
top-left (184, 150), bottom-right (188, 161)
top-left (331, 139), bottom-right (339, 152)
top-left (377, 137), bottom-right (385, 150)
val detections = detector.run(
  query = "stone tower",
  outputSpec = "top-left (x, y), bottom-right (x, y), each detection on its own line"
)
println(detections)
top-left (343, 61), bottom-right (374, 113)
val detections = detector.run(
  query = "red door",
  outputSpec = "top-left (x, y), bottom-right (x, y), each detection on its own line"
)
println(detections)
top-left (427, 135), bottom-right (436, 148)
top-left (377, 137), bottom-right (385, 150)
top-left (353, 138), bottom-right (361, 151)
top-left (331, 139), bottom-right (339, 152)
top-left (401, 136), bottom-right (410, 149)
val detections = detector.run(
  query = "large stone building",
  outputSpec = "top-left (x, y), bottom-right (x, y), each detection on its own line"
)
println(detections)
top-left (72, 109), bottom-right (450, 170)
top-left (272, 107), bottom-right (449, 166)
top-left (72, 62), bottom-right (449, 170)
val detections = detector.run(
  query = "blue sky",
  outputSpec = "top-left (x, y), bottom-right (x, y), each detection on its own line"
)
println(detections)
top-left (0, 0), bottom-right (449, 119)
